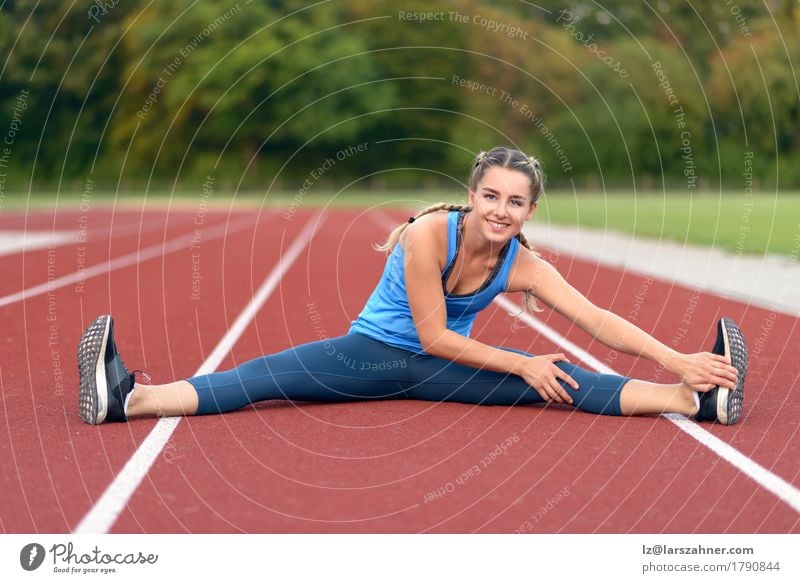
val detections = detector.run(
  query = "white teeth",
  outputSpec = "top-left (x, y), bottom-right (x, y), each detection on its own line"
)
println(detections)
top-left (488, 220), bottom-right (508, 229)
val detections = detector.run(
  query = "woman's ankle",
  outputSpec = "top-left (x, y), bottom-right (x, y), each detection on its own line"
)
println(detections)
top-left (125, 381), bottom-right (199, 417)
top-left (124, 384), bottom-right (150, 417)
top-left (125, 383), bottom-right (159, 417)
top-left (681, 384), bottom-right (700, 416)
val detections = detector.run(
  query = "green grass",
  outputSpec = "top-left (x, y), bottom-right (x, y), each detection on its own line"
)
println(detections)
top-left (1, 189), bottom-right (458, 209)
top-left (535, 191), bottom-right (800, 256)
top-left (7, 189), bottom-right (800, 256)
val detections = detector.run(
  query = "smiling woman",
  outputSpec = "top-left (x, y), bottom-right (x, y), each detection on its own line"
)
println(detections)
top-left (77, 146), bottom-right (747, 428)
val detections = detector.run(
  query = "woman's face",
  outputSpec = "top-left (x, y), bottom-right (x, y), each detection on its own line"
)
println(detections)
top-left (468, 166), bottom-right (537, 244)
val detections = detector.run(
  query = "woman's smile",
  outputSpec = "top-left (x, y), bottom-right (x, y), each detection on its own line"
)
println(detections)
top-left (487, 218), bottom-right (511, 232)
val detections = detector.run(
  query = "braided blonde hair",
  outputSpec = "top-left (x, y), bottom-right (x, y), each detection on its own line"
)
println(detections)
top-left (375, 146), bottom-right (545, 314)
top-left (374, 202), bottom-right (471, 254)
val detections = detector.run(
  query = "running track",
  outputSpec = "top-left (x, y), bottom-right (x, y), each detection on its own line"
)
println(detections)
top-left (1, 205), bottom-right (798, 533)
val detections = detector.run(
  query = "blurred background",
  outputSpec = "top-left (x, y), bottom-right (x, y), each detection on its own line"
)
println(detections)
top-left (1, 0), bottom-right (798, 252)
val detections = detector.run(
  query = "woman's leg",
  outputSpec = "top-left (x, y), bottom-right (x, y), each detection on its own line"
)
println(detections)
top-left (405, 346), bottom-right (698, 417)
top-left (125, 333), bottom-right (412, 417)
top-left (125, 380), bottom-right (199, 417)
top-left (618, 379), bottom-right (698, 416)
top-left (125, 340), bottom-right (700, 419)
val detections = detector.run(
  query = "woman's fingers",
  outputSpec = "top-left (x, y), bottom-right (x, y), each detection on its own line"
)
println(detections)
top-left (711, 353), bottom-right (732, 365)
top-left (691, 362), bottom-right (737, 390)
top-left (528, 356), bottom-right (578, 404)
top-left (534, 378), bottom-right (564, 403)
top-left (556, 369), bottom-right (580, 391)
top-left (710, 373), bottom-right (736, 390)
top-left (703, 360), bottom-right (737, 387)
top-left (536, 384), bottom-right (559, 403)
top-left (544, 371), bottom-right (574, 404)
top-left (683, 353), bottom-right (738, 389)
top-left (557, 381), bottom-right (574, 404)
top-left (549, 378), bottom-right (571, 404)
top-left (708, 354), bottom-right (738, 375)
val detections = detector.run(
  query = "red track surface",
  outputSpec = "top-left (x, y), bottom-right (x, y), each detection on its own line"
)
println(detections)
top-left (1, 206), bottom-right (798, 533)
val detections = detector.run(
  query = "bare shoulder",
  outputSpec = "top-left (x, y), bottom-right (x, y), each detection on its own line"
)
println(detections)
top-left (506, 244), bottom-right (561, 293)
top-left (399, 210), bottom-right (449, 269)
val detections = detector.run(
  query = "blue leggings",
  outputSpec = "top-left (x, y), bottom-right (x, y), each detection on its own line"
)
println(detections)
top-left (187, 332), bottom-right (630, 416)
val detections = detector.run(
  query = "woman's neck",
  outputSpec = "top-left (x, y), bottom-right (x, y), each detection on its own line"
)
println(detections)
top-left (461, 212), bottom-right (509, 260)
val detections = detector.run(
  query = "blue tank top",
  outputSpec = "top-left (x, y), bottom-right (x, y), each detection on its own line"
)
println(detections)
top-left (349, 210), bottom-right (520, 354)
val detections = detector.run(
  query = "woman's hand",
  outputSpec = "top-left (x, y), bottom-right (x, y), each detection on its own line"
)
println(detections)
top-left (672, 352), bottom-right (738, 392)
top-left (516, 354), bottom-right (579, 404)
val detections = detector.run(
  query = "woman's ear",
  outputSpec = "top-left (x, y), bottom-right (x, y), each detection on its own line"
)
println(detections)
top-left (467, 189), bottom-right (475, 207)
top-left (526, 201), bottom-right (538, 220)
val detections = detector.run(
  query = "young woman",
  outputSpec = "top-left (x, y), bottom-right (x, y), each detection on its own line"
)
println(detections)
top-left (77, 146), bottom-right (747, 426)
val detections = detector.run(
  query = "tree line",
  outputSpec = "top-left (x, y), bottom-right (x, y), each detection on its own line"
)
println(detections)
top-left (0, 0), bottom-right (797, 195)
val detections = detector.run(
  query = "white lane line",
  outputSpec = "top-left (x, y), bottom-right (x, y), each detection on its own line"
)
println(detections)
top-left (73, 211), bottom-right (325, 534)
top-left (0, 215), bottom-right (258, 309)
top-left (493, 294), bottom-right (800, 514)
top-left (0, 215), bottom-right (200, 260)
top-left (0, 231), bottom-right (76, 257)
top-left (81, 213), bottom-right (199, 243)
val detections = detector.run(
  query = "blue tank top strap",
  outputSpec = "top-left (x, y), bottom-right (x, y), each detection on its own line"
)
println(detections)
top-left (444, 210), bottom-right (459, 270)
top-left (498, 236), bottom-right (520, 291)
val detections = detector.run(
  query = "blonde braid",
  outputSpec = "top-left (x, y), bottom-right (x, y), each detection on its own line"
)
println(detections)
top-left (374, 202), bottom-right (472, 254)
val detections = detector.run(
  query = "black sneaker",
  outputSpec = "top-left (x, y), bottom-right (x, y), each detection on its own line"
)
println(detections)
top-left (77, 315), bottom-right (136, 424)
top-left (695, 318), bottom-right (748, 425)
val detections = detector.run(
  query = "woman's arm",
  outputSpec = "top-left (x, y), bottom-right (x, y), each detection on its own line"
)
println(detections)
top-left (525, 257), bottom-right (679, 366)
top-left (512, 252), bottom-right (737, 391)
top-left (403, 219), bottom-right (578, 403)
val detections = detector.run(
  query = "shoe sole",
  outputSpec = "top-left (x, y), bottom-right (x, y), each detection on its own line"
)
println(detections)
top-left (716, 318), bottom-right (747, 425)
top-left (77, 315), bottom-right (111, 425)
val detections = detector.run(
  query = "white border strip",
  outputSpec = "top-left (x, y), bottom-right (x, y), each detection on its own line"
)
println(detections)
top-left (493, 294), bottom-right (800, 514)
top-left (0, 215), bottom-right (258, 309)
top-left (73, 211), bottom-right (325, 533)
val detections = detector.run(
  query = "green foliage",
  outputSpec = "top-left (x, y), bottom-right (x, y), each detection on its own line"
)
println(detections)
top-left (107, 1), bottom-right (394, 184)
top-left (544, 38), bottom-right (709, 187)
top-left (0, 0), bottom-right (131, 184)
top-left (0, 0), bottom-right (798, 191)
